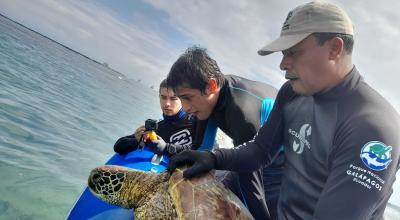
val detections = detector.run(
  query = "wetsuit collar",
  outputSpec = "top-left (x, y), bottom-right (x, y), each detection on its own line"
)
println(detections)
top-left (163, 108), bottom-right (187, 122)
top-left (314, 66), bottom-right (361, 101)
top-left (213, 78), bottom-right (229, 112)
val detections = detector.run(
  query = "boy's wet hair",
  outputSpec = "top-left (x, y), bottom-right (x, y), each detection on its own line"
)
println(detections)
top-left (159, 79), bottom-right (168, 94)
top-left (167, 46), bottom-right (224, 94)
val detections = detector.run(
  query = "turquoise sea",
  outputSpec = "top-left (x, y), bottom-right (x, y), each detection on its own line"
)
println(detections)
top-left (0, 15), bottom-right (161, 220)
top-left (1, 14), bottom-right (400, 220)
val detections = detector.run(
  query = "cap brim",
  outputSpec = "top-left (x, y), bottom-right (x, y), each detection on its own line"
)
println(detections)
top-left (258, 33), bottom-right (311, 56)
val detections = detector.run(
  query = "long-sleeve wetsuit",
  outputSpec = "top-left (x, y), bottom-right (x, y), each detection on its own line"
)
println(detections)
top-left (114, 109), bottom-right (197, 156)
top-left (195, 74), bottom-right (284, 220)
top-left (213, 67), bottom-right (400, 219)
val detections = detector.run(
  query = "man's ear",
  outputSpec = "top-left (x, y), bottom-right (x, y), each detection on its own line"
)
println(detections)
top-left (208, 79), bottom-right (218, 93)
top-left (329, 37), bottom-right (344, 59)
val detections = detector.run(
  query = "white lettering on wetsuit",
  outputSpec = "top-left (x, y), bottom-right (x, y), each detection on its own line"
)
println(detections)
top-left (345, 164), bottom-right (384, 191)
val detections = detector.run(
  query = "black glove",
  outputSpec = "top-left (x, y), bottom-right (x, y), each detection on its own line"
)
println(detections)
top-left (168, 150), bottom-right (216, 178)
top-left (148, 135), bottom-right (168, 154)
top-left (114, 135), bottom-right (139, 154)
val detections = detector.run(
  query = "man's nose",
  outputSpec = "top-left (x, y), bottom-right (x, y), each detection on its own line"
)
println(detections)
top-left (280, 55), bottom-right (291, 71)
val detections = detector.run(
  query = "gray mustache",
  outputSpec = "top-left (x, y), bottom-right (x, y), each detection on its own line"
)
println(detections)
top-left (285, 73), bottom-right (297, 80)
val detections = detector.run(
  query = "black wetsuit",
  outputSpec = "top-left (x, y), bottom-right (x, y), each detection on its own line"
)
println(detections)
top-left (213, 68), bottom-right (400, 219)
top-left (196, 75), bottom-right (284, 220)
top-left (114, 109), bottom-right (197, 156)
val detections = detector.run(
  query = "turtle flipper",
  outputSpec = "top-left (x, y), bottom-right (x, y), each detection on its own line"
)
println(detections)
top-left (169, 166), bottom-right (255, 220)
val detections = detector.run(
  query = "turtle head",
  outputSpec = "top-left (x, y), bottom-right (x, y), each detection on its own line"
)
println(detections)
top-left (88, 165), bottom-right (131, 208)
top-left (88, 165), bottom-right (168, 209)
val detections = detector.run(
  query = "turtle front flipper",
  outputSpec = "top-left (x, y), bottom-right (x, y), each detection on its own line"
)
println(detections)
top-left (169, 166), bottom-right (255, 220)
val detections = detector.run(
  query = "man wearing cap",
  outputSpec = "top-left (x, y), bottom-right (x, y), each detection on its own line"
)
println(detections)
top-left (169, 1), bottom-right (400, 219)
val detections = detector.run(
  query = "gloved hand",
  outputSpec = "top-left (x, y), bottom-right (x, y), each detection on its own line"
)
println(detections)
top-left (168, 150), bottom-right (216, 178)
top-left (148, 135), bottom-right (168, 154)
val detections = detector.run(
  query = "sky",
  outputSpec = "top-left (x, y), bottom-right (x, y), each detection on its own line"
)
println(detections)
top-left (0, 0), bottom-right (399, 206)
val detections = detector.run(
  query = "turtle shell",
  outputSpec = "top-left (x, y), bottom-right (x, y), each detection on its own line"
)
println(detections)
top-left (168, 167), bottom-right (254, 220)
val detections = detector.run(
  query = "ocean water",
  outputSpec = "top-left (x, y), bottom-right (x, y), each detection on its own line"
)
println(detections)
top-left (0, 15), bottom-right (160, 220)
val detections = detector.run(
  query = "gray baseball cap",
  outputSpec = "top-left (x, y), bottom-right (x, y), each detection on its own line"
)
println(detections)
top-left (258, 1), bottom-right (354, 56)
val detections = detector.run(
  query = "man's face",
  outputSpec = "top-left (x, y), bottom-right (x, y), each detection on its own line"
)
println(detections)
top-left (174, 86), bottom-right (216, 120)
top-left (159, 87), bottom-right (182, 116)
top-left (280, 35), bottom-right (332, 96)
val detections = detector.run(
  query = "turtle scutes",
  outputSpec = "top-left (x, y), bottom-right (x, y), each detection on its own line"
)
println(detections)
top-left (88, 165), bottom-right (254, 220)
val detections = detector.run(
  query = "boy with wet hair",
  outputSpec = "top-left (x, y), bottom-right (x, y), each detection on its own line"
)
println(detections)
top-left (114, 79), bottom-right (197, 156)
top-left (167, 46), bottom-right (283, 220)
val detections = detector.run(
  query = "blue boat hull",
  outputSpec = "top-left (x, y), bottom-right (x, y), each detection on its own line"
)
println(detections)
top-left (66, 148), bottom-right (169, 220)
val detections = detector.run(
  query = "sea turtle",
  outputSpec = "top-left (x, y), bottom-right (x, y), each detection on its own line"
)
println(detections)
top-left (88, 165), bottom-right (254, 220)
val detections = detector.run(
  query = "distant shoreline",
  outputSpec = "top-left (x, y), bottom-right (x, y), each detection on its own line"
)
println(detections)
top-left (0, 13), bottom-right (125, 78)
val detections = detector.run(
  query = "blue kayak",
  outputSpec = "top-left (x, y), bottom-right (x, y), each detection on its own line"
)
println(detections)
top-left (66, 148), bottom-right (169, 220)
top-left (66, 119), bottom-right (218, 220)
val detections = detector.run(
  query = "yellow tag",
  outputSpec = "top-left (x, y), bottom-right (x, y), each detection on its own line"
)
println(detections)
top-left (148, 131), bottom-right (157, 141)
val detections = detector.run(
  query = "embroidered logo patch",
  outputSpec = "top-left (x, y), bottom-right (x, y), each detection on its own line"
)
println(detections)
top-left (282, 11), bottom-right (293, 31)
top-left (360, 141), bottom-right (392, 171)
